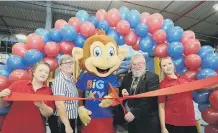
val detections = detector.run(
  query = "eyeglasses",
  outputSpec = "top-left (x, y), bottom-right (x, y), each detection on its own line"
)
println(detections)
top-left (61, 61), bottom-right (74, 65)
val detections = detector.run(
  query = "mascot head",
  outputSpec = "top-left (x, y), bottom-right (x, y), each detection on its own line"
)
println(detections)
top-left (72, 30), bottom-right (127, 77)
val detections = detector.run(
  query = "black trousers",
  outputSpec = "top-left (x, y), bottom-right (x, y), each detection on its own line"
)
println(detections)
top-left (166, 124), bottom-right (198, 133)
top-left (128, 116), bottom-right (161, 133)
top-left (48, 115), bottom-right (81, 133)
top-left (48, 115), bottom-right (60, 133)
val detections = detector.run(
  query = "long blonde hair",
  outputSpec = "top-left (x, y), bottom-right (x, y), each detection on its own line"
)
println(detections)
top-left (159, 56), bottom-right (173, 81)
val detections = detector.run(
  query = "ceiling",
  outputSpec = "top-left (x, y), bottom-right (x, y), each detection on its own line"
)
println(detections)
top-left (0, 1), bottom-right (218, 45)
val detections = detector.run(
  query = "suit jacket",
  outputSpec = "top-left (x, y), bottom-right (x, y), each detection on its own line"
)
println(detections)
top-left (121, 71), bottom-right (160, 121)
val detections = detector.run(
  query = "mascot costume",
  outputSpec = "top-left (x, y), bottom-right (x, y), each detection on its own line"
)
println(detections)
top-left (72, 30), bottom-right (127, 133)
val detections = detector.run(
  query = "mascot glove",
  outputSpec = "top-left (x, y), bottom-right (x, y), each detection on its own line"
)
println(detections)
top-left (78, 106), bottom-right (92, 126)
top-left (99, 95), bottom-right (113, 108)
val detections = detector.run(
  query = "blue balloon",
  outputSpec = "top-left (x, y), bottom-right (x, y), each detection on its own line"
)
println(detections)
top-left (56, 53), bottom-right (63, 61)
top-left (6, 55), bottom-right (26, 71)
top-left (198, 103), bottom-right (211, 112)
top-left (202, 53), bottom-right (218, 70)
top-left (121, 61), bottom-right (130, 66)
top-left (197, 68), bottom-right (217, 80)
top-left (118, 35), bottom-right (125, 46)
top-left (88, 16), bottom-right (98, 27)
top-left (74, 34), bottom-right (86, 48)
top-left (107, 29), bottom-right (120, 43)
top-left (76, 10), bottom-right (89, 22)
top-left (167, 26), bottom-right (184, 43)
top-left (119, 6), bottom-right (130, 20)
top-left (127, 9), bottom-right (140, 29)
top-left (198, 48), bottom-right (214, 60)
top-left (198, 45), bottom-right (214, 52)
top-left (97, 20), bottom-right (110, 33)
top-left (147, 43), bottom-right (156, 57)
top-left (161, 19), bottom-right (174, 32)
top-left (139, 35), bottom-right (154, 53)
top-left (60, 25), bottom-right (78, 41)
top-left (176, 67), bottom-right (187, 75)
top-left (24, 49), bottom-right (43, 67)
top-left (168, 42), bottom-right (184, 58)
top-left (49, 28), bottom-right (62, 43)
top-left (173, 56), bottom-right (185, 69)
top-left (35, 28), bottom-right (50, 43)
top-left (135, 23), bottom-right (148, 37)
top-left (194, 91), bottom-right (210, 104)
top-left (0, 65), bottom-right (10, 78)
top-left (195, 89), bottom-right (210, 93)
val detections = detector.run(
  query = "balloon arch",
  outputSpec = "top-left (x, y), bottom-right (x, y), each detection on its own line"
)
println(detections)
top-left (0, 6), bottom-right (218, 132)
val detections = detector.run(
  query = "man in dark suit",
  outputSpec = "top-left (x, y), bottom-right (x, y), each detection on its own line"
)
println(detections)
top-left (121, 54), bottom-right (161, 133)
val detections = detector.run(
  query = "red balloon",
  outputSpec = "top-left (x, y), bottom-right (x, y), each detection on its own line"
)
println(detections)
top-left (44, 42), bottom-right (60, 57)
top-left (202, 107), bottom-right (218, 124)
top-left (184, 39), bottom-right (201, 56)
top-left (12, 43), bottom-right (27, 57)
top-left (154, 43), bottom-right (168, 58)
top-left (26, 33), bottom-right (45, 52)
top-left (59, 41), bottom-right (75, 55)
top-left (205, 124), bottom-right (218, 133)
top-left (96, 9), bottom-right (107, 21)
top-left (106, 8), bottom-right (120, 27)
top-left (140, 12), bottom-right (150, 25)
top-left (152, 29), bottom-right (167, 44)
top-left (68, 17), bottom-right (81, 32)
top-left (9, 69), bottom-right (30, 83)
top-left (183, 30), bottom-right (195, 39)
top-left (116, 20), bottom-right (130, 35)
top-left (181, 37), bottom-right (190, 45)
top-left (210, 90), bottom-right (218, 110)
top-left (0, 76), bottom-right (10, 91)
top-left (55, 19), bottom-right (67, 30)
top-left (124, 30), bottom-right (138, 46)
top-left (184, 54), bottom-right (201, 70)
top-left (43, 57), bottom-right (58, 71)
top-left (183, 69), bottom-right (198, 80)
top-left (147, 13), bottom-right (164, 34)
top-left (132, 38), bottom-right (140, 51)
top-left (80, 22), bottom-right (95, 38)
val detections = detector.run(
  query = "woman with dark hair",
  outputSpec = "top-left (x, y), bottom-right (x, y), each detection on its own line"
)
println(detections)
top-left (0, 61), bottom-right (55, 133)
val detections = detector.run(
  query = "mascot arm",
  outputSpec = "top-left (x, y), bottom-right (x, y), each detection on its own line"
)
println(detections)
top-left (99, 84), bottom-right (120, 108)
top-left (77, 88), bottom-right (92, 126)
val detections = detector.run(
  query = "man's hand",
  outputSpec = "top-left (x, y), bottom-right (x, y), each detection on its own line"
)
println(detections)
top-left (65, 125), bottom-right (73, 133)
top-left (122, 89), bottom-right (129, 97)
top-left (99, 95), bottom-right (113, 108)
top-left (34, 101), bottom-right (46, 109)
top-left (0, 89), bottom-right (11, 98)
top-left (124, 111), bottom-right (135, 123)
top-left (78, 106), bottom-right (92, 126)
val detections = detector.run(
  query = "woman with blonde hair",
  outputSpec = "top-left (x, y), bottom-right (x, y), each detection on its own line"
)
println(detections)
top-left (0, 61), bottom-right (55, 133)
top-left (158, 57), bottom-right (198, 133)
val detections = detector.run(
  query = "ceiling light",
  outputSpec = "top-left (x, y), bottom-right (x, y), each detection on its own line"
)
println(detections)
top-left (213, 3), bottom-right (218, 11)
top-left (15, 34), bottom-right (27, 41)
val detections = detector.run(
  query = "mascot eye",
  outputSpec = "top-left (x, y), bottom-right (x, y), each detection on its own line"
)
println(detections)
top-left (108, 47), bottom-right (115, 56)
top-left (93, 47), bottom-right (102, 57)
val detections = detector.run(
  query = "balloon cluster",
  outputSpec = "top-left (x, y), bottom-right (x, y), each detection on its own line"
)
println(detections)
top-left (0, 6), bottom-right (218, 131)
